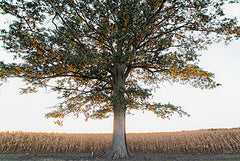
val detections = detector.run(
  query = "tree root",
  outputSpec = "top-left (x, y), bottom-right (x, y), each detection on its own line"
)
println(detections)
top-left (103, 150), bottom-right (131, 160)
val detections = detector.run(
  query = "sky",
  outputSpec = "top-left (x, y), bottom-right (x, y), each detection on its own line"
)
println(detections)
top-left (0, 3), bottom-right (240, 133)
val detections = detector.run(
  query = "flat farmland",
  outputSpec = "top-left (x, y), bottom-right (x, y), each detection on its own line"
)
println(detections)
top-left (0, 129), bottom-right (239, 154)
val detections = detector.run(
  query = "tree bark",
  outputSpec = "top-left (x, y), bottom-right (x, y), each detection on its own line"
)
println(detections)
top-left (104, 63), bottom-right (131, 159)
top-left (104, 105), bottom-right (131, 159)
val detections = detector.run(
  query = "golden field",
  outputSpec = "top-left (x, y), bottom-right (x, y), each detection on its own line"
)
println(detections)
top-left (0, 129), bottom-right (239, 154)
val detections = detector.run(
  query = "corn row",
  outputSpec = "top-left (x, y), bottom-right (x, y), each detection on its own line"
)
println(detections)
top-left (0, 130), bottom-right (239, 154)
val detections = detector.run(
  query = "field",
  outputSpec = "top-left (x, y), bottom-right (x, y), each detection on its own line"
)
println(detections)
top-left (0, 129), bottom-right (239, 155)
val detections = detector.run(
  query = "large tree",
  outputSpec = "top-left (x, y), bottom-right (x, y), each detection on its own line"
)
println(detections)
top-left (0, 0), bottom-right (239, 159)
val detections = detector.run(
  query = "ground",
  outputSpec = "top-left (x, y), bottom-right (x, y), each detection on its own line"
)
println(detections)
top-left (0, 153), bottom-right (240, 161)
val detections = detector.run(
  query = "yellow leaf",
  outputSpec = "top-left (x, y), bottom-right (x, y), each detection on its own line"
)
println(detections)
top-left (39, 45), bottom-right (45, 50)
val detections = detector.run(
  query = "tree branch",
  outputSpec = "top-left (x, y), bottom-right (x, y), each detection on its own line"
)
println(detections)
top-left (18, 73), bottom-right (111, 84)
top-left (48, 1), bottom-right (91, 54)
top-left (140, 0), bottom-right (167, 30)
top-left (44, 83), bottom-right (112, 93)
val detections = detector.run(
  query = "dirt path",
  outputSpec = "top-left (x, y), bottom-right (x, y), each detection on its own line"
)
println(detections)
top-left (0, 153), bottom-right (240, 161)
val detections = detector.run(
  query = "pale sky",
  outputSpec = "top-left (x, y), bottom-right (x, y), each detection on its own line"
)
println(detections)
top-left (0, 3), bottom-right (240, 133)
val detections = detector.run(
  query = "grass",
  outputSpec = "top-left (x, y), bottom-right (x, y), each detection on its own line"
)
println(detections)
top-left (0, 129), bottom-right (239, 154)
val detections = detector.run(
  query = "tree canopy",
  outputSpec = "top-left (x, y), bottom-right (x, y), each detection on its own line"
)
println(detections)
top-left (0, 0), bottom-right (239, 123)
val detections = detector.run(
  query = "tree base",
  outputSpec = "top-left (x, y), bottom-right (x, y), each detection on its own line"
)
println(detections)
top-left (103, 146), bottom-right (131, 160)
top-left (104, 148), bottom-right (131, 159)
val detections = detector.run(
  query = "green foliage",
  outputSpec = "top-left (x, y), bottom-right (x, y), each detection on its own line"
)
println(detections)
top-left (0, 0), bottom-right (239, 123)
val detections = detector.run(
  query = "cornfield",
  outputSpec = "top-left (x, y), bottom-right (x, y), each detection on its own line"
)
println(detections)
top-left (0, 129), bottom-right (239, 154)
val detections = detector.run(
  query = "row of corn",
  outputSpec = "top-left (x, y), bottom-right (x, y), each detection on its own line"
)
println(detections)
top-left (0, 130), bottom-right (239, 154)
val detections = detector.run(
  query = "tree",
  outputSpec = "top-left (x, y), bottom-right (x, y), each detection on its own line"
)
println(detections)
top-left (0, 0), bottom-right (239, 159)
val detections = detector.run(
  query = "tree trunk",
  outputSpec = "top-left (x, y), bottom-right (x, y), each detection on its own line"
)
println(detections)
top-left (104, 105), bottom-right (131, 159)
top-left (104, 63), bottom-right (131, 159)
